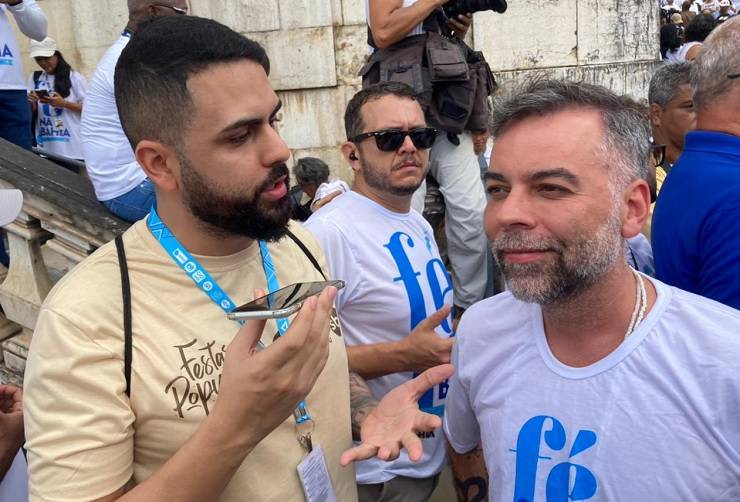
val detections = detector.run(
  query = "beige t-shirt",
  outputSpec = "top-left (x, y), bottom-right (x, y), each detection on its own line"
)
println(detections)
top-left (24, 220), bottom-right (357, 502)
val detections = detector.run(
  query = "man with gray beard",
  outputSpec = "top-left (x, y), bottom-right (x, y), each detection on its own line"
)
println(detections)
top-left (442, 79), bottom-right (740, 502)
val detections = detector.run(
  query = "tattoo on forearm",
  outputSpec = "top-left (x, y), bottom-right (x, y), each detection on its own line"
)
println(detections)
top-left (452, 447), bottom-right (488, 502)
top-left (349, 371), bottom-right (378, 441)
top-left (454, 476), bottom-right (487, 502)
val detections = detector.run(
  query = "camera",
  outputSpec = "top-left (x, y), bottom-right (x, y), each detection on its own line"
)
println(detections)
top-left (443, 0), bottom-right (508, 19)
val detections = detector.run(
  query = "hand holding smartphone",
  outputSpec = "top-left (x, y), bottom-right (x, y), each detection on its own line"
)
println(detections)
top-left (227, 280), bottom-right (345, 320)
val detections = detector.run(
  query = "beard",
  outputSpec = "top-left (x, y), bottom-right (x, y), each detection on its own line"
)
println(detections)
top-left (180, 157), bottom-right (292, 242)
top-left (492, 209), bottom-right (624, 305)
top-left (360, 154), bottom-right (427, 196)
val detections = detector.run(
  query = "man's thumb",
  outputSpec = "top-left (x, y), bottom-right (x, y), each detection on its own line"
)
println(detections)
top-left (422, 304), bottom-right (452, 329)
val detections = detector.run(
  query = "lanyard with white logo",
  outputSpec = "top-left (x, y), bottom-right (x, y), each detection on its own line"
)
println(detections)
top-left (147, 206), bottom-right (315, 451)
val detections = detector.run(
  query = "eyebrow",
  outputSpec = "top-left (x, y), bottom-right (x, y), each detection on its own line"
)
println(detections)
top-left (484, 168), bottom-right (581, 187)
top-left (484, 172), bottom-right (507, 183)
top-left (219, 99), bottom-right (282, 136)
top-left (527, 168), bottom-right (580, 187)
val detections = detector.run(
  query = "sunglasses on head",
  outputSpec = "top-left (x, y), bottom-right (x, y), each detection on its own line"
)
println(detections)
top-left (351, 127), bottom-right (437, 152)
top-left (729, 73), bottom-right (740, 79)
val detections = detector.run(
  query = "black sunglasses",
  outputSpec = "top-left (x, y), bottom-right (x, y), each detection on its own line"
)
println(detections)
top-left (351, 127), bottom-right (437, 152)
top-left (729, 73), bottom-right (740, 79)
top-left (152, 3), bottom-right (188, 14)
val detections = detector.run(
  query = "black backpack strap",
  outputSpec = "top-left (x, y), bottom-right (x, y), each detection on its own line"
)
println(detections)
top-left (114, 235), bottom-right (133, 398)
top-left (33, 70), bottom-right (42, 87)
top-left (285, 229), bottom-right (327, 280)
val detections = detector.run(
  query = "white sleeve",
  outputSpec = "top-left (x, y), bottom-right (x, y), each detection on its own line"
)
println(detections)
top-left (8, 0), bottom-right (47, 41)
top-left (443, 319), bottom-right (481, 454)
top-left (71, 71), bottom-right (88, 103)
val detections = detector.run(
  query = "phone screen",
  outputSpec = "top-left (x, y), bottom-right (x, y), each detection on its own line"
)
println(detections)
top-left (231, 280), bottom-right (345, 313)
top-left (35, 89), bottom-right (50, 99)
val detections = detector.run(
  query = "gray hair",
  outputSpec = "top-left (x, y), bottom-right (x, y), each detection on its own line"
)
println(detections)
top-left (293, 157), bottom-right (330, 185)
top-left (691, 16), bottom-right (740, 109)
top-left (648, 63), bottom-right (693, 107)
top-left (490, 79), bottom-right (650, 193)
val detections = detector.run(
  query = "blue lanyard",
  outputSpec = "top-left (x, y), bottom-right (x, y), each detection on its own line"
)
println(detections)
top-left (147, 207), bottom-right (312, 425)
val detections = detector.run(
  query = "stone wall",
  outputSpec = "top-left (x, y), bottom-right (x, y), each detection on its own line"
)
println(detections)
top-left (13, 0), bottom-right (660, 182)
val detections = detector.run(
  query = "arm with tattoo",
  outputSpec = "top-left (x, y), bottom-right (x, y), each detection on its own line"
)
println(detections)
top-left (349, 371), bottom-right (379, 441)
top-left (450, 445), bottom-right (489, 502)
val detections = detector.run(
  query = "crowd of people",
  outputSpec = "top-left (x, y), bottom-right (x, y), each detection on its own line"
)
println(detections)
top-left (659, 0), bottom-right (737, 62)
top-left (0, 0), bottom-right (738, 501)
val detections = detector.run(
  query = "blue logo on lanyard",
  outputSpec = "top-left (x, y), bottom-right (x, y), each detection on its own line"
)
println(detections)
top-left (148, 207), bottom-right (237, 313)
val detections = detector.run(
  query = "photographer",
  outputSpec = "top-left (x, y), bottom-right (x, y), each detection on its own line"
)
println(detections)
top-left (363, 0), bottom-right (503, 322)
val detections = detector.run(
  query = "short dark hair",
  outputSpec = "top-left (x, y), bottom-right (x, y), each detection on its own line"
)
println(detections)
top-left (685, 13), bottom-right (716, 42)
top-left (115, 15), bottom-right (270, 151)
top-left (293, 157), bottom-right (330, 185)
top-left (648, 63), bottom-right (692, 107)
top-left (344, 82), bottom-right (419, 140)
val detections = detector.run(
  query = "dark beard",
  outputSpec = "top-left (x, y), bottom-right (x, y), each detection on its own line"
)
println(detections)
top-left (181, 159), bottom-right (292, 242)
top-left (360, 155), bottom-right (426, 196)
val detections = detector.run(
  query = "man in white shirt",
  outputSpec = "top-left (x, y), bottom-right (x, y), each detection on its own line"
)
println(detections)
top-left (0, 0), bottom-right (46, 150)
top-left (80, 0), bottom-right (188, 222)
top-left (444, 79), bottom-right (740, 501)
top-left (305, 82), bottom-right (455, 501)
top-left (365, 0), bottom-right (499, 315)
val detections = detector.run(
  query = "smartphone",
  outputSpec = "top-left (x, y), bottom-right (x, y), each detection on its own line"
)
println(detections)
top-left (227, 280), bottom-right (345, 320)
top-left (35, 89), bottom-right (50, 99)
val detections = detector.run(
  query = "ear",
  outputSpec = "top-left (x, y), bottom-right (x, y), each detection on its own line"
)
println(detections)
top-left (134, 140), bottom-right (180, 193)
top-left (621, 179), bottom-right (652, 239)
top-left (341, 142), bottom-right (360, 172)
top-left (649, 103), bottom-right (662, 128)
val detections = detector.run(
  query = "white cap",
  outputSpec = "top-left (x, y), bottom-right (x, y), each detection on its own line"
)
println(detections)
top-left (28, 37), bottom-right (57, 59)
top-left (0, 190), bottom-right (23, 227)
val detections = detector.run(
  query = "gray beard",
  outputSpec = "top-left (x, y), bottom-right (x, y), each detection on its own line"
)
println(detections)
top-left (492, 211), bottom-right (624, 305)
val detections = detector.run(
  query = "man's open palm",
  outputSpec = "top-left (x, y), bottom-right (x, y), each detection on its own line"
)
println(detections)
top-left (340, 364), bottom-right (454, 466)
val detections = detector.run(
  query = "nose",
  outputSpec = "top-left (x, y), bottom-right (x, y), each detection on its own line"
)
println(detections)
top-left (397, 133), bottom-right (417, 154)
top-left (486, 187), bottom-right (537, 234)
top-left (260, 123), bottom-right (291, 168)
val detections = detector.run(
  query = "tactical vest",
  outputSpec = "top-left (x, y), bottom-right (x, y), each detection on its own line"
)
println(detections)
top-left (359, 8), bottom-right (496, 137)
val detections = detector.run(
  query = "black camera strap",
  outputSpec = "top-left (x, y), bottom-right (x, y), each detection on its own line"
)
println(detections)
top-left (116, 229), bottom-right (327, 397)
top-left (285, 229), bottom-right (327, 280)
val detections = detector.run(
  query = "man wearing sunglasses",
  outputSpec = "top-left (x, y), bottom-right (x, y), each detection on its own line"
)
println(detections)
top-left (305, 82), bottom-right (455, 501)
top-left (653, 16), bottom-right (740, 310)
top-left (364, 0), bottom-right (491, 321)
top-left (80, 0), bottom-right (188, 224)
